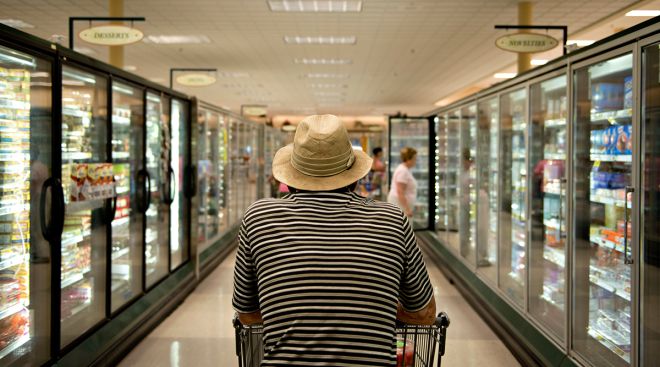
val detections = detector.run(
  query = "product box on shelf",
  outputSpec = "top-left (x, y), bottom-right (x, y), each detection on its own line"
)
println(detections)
top-left (623, 76), bottom-right (633, 110)
top-left (591, 83), bottom-right (624, 112)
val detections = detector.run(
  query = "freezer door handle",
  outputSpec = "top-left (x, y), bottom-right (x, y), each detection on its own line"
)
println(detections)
top-left (39, 177), bottom-right (55, 241)
top-left (184, 164), bottom-right (197, 199)
top-left (624, 186), bottom-right (634, 265)
top-left (40, 177), bottom-right (65, 242)
top-left (110, 175), bottom-right (117, 222)
top-left (168, 165), bottom-right (176, 205)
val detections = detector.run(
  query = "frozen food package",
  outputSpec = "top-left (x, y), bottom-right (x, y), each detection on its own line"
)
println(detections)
top-left (623, 76), bottom-right (633, 110)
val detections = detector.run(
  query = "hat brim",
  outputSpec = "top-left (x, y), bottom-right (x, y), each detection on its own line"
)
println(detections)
top-left (272, 144), bottom-right (373, 191)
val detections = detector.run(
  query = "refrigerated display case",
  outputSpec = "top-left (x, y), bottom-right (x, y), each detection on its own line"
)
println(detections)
top-left (60, 65), bottom-right (108, 347)
top-left (573, 52), bottom-right (634, 366)
top-left (170, 98), bottom-right (189, 271)
top-left (529, 74), bottom-right (568, 341)
top-left (459, 105), bottom-right (477, 266)
top-left (477, 97), bottom-right (499, 282)
top-left (435, 114), bottom-right (448, 238)
top-left (264, 126), bottom-right (283, 199)
top-left (389, 117), bottom-right (431, 229)
top-left (109, 81), bottom-right (144, 313)
top-left (499, 88), bottom-right (528, 307)
top-left (641, 38), bottom-right (660, 367)
top-left (446, 110), bottom-right (460, 247)
top-left (145, 92), bottom-right (170, 289)
top-left (0, 43), bottom-right (51, 366)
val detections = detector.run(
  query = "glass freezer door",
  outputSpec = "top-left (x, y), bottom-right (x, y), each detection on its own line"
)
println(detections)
top-left (459, 105), bottom-right (477, 266)
top-left (170, 98), bottom-right (188, 270)
top-left (446, 110), bottom-right (460, 249)
top-left (60, 66), bottom-right (108, 347)
top-left (145, 92), bottom-right (170, 288)
top-left (388, 117), bottom-right (431, 230)
top-left (435, 114), bottom-right (448, 239)
top-left (529, 75), bottom-right (568, 342)
top-left (0, 44), bottom-right (51, 366)
top-left (499, 88), bottom-right (527, 307)
top-left (573, 53), bottom-right (633, 366)
top-left (477, 98), bottom-right (499, 283)
top-left (641, 42), bottom-right (660, 366)
top-left (110, 81), bottom-right (144, 312)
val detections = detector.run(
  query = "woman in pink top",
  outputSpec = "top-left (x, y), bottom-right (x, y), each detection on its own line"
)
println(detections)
top-left (387, 147), bottom-right (418, 217)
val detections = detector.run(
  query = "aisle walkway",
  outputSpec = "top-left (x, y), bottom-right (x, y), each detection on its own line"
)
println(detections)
top-left (120, 247), bottom-right (520, 366)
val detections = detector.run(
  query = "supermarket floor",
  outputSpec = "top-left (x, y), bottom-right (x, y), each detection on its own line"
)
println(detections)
top-left (119, 247), bottom-right (521, 367)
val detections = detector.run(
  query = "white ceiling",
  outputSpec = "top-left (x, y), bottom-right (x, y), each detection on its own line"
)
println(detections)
top-left (0, 0), bottom-right (646, 117)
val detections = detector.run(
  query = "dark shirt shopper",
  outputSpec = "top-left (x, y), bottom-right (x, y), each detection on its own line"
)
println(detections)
top-left (232, 115), bottom-right (435, 367)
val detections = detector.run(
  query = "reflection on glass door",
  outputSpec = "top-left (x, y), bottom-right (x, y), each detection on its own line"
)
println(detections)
top-left (529, 75), bottom-right (568, 341)
top-left (110, 81), bottom-right (144, 312)
top-left (642, 40), bottom-right (660, 367)
top-left (60, 66), bottom-right (107, 347)
top-left (228, 118), bottom-right (239, 225)
top-left (170, 99), bottom-right (188, 270)
top-left (388, 118), bottom-right (430, 229)
top-left (0, 44), bottom-right (52, 365)
top-left (435, 114), bottom-right (448, 241)
top-left (573, 53), bottom-right (633, 366)
top-left (446, 111), bottom-right (460, 249)
top-left (477, 98), bottom-right (498, 282)
top-left (459, 105), bottom-right (477, 265)
top-left (145, 92), bottom-right (170, 288)
top-left (499, 88), bottom-right (527, 307)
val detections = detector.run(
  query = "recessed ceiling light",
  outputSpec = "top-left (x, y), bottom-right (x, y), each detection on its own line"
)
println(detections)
top-left (494, 73), bottom-right (516, 79)
top-left (567, 40), bottom-right (595, 47)
top-left (284, 36), bottom-right (357, 45)
top-left (0, 19), bottom-right (35, 29)
top-left (268, 1), bottom-right (362, 12)
top-left (313, 91), bottom-right (345, 96)
top-left (123, 65), bottom-right (138, 71)
top-left (143, 35), bottom-right (211, 44)
top-left (311, 83), bottom-right (347, 88)
top-left (306, 73), bottom-right (350, 79)
top-left (625, 10), bottom-right (660, 17)
top-left (295, 58), bottom-right (352, 65)
top-left (531, 59), bottom-right (548, 66)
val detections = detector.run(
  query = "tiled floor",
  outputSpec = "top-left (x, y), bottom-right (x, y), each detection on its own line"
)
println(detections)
top-left (119, 246), bottom-right (521, 367)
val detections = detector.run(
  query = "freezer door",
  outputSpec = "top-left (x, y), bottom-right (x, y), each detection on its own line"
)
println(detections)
top-left (572, 53), bottom-right (633, 367)
top-left (170, 98), bottom-right (189, 270)
top-left (445, 110), bottom-right (460, 247)
top-left (641, 42), bottom-right (660, 366)
top-left (528, 75), bottom-right (568, 342)
top-left (435, 114), bottom-right (448, 241)
top-left (459, 105), bottom-right (478, 266)
top-left (110, 81), bottom-right (144, 312)
top-left (499, 88), bottom-right (528, 307)
top-left (60, 65), bottom-right (108, 348)
top-left (0, 44), bottom-right (52, 366)
top-left (145, 92), bottom-right (170, 288)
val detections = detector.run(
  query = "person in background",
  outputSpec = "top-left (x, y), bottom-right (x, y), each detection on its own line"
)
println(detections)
top-left (232, 115), bottom-right (435, 367)
top-left (370, 147), bottom-right (386, 200)
top-left (388, 147), bottom-right (418, 218)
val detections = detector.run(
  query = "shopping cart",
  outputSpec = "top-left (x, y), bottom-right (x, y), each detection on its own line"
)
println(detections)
top-left (233, 312), bottom-right (450, 367)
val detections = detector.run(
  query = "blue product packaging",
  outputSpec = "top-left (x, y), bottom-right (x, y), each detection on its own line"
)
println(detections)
top-left (612, 124), bottom-right (632, 155)
top-left (624, 76), bottom-right (633, 110)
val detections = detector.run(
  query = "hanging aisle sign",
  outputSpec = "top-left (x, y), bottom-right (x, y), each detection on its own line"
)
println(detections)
top-left (176, 73), bottom-right (217, 87)
top-left (79, 25), bottom-right (144, 46)
top-left (495, 33), bottom-right (559, 53)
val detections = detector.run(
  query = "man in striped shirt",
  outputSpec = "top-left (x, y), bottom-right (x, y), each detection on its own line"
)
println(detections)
top-left (233, 115), bottom-right (435, 366)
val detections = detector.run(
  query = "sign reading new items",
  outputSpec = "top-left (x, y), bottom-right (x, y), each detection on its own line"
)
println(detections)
top-left (176, 73), bottom-right (216, 87)
top-left (79, 25), bottom-right (143, 46)
top-left (495, 33), bottom-right (559, 53)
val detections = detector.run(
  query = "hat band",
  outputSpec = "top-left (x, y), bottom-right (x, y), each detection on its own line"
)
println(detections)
top-left (290, 147), bottom-right (356, 177)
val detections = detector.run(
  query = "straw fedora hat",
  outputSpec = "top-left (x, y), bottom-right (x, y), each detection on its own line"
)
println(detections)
top-left (272, 114), bottom-right (373, 191)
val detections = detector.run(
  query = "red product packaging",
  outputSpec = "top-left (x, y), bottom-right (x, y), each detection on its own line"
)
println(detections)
top-left (396, 337), bottom-right (415, 367)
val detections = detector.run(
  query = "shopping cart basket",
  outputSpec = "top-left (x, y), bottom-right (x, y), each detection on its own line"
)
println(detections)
top-left (233, 312), bottom-right (450, 367)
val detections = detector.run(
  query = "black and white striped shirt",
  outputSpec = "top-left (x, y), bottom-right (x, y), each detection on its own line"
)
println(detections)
top-left (232, 191), bottom-right (434, 366)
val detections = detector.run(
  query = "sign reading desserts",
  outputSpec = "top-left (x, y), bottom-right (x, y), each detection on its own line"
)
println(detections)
top-left (495, 33), bottom-right (559, 53)
top-left (79, 25), bottom-right (143, 46)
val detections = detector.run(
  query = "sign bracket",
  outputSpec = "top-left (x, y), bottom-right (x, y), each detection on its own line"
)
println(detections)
top-left (494, 25), bottom-right (567, 55)
top-left (68, 17), bottom-right (146, 49)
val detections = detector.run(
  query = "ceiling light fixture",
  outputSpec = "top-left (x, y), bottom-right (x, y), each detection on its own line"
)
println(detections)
top-left (123, 65), bottom-right (138, 72)
top-left (0, 19), bottom-right (35, 29)
top-left (219, 71), bottom-right (250, 78)
top-left (143, 35), bottom-right (211, 44)
top-left (531, 59), bottom-right (548, 66)
top-left (295, 58), bottom-right (352, 65)
top-left (306, 73), bottom-right (350, 79)
top-left (284, 36), bottom-right (357, 45)
top-left (311, 83), bottom-right (347, 88)
top-left (625, 10), bottom-right (660, 17)
top-left (567, 39), bottom-right (595, 47)
top-left (313, 91), bottom-right (345, 96)
top-left (494, 73), bottom-right (516, 79)
top-left (268, 1), bottom-right (362, 12)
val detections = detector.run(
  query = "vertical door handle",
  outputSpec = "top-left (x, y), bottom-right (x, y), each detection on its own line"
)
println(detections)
top-left (110, 175), bottom-right (118, 222)
top-left (40, 177), bottom-right (55, 241)
top-left (145, 170), bottom-right (152, 212)
top-left (167, 166), bottom-right (176, 205)
top-left (624, 186), bottom-right (634, 265)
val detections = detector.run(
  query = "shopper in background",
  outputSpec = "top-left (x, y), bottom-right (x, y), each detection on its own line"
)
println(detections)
top-left (370, 146), bottom-right (386, 200)
top-left (388, 147), bottom-right (418, 217)
top-left (232, 115), bottom-right (435, 367)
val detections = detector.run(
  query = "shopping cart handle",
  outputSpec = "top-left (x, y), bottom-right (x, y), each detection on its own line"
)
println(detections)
top-left (435, 312), bottom-right (450, 328)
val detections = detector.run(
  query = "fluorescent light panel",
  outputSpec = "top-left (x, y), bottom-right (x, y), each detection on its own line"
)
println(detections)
top-left (219, 71), bottom-right (250, 78)
top-left (306, 73), bottom-right (349, 79)
top-left (531, 59), bottom-right (548, 66)
top-left (494, 73), bottom-right (516, 79)
top-left (310, 83), bottom-right (347, 88)
top-left (295, 58), bottom-right (352, 65)
top-left (567, 39), bottom-right (595, 47)
top-left (268, 1), bottom-right (362, 12)
top-left (625, 10), bottom-right (660, 17)
top-left (0, 19), bottom-right (34, 29)
top-left (284, 36), bottom-right (356, 44)
top-left (143, 35), bottom-right (211, 44)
